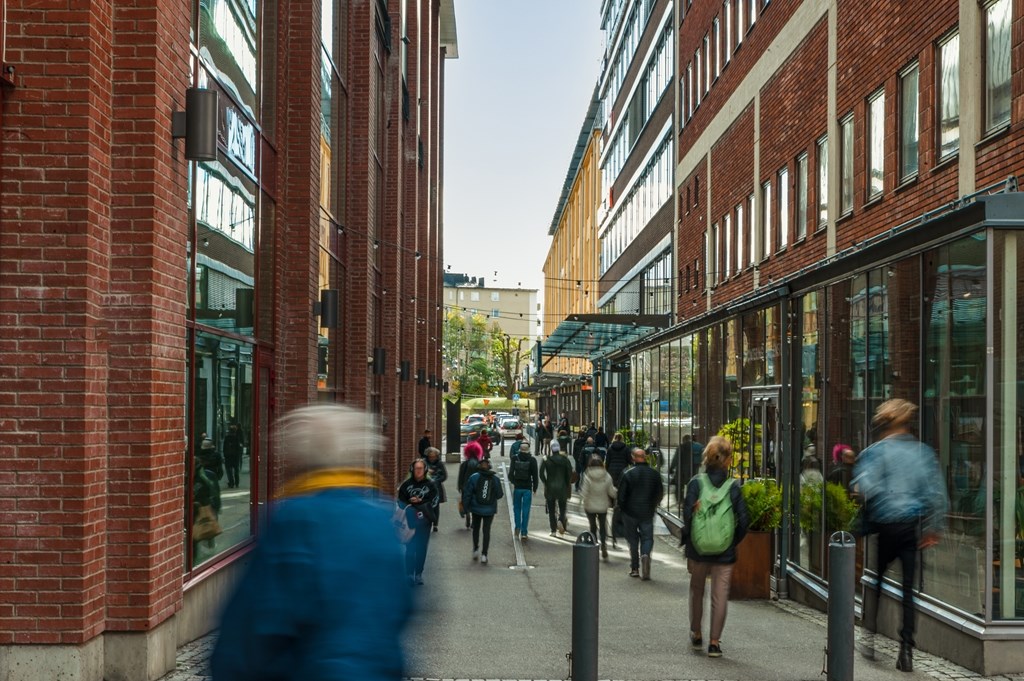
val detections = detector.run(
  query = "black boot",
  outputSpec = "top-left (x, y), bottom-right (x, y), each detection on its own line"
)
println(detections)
top-left (896, 643), bottom-right (913, 672)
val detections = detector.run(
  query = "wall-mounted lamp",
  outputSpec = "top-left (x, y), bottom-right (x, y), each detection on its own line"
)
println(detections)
top-left (373, 347), bottom-right (386, 375)
top-left (429, 374), bottom-right (438, 390)
top-left (400, 360), bottom-right (411, 381)
top-left (416, 369), bottom-right (426, 385)
top-left (314, 289), bottom-right (339, 328)
top-left (171, 88), bottom-right (219, 161)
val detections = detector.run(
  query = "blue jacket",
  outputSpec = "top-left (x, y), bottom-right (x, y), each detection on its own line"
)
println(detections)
top-left (853, 434), bottom-right (948, 536)
top-left (211, 481), bottom-right (412, 681)
top-left (462, 469), bottom-right (504, 516)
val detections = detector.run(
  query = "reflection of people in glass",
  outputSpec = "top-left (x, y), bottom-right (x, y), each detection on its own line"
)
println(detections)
top-left (827, 443), bottom-right (856, 489)
top-left (222, 422), bottom-right (245, 489)
top-left (800, 427), bottom-right (823, 487)
top-left (854, 399), bottom-right (947, 673)
top-left (211, 404), bottom-right (412, 680)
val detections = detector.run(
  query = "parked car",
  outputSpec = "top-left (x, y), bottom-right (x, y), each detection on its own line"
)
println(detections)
top-left (462, 413), bottom-right (485, 425)
top-left (497, 418), bottom-right (523, 439)
top-left (460, 421), bottom-right (500, 444)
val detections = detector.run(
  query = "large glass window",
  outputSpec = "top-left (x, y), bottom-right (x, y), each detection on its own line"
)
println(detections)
top-left (724, 0), bottom-right (732, 63)
top-left (985, 0), bottom-right (1012, 132)
top-left (992, 230), bottom-right (1024, 620)
top-left (900, 64), bottom-right (919, 181)
top-left (199, 0), bottom-right (259, 117)
top-left (840, 115), bottom-right (854, 215)
top-left (921, 234), bottom-right (987, 615)
top-left (735, 202), bottom-right (745, 270)
top-left (761, 180), bottom-right (772, 261)
top-left (777, 166), bottom-right (789, 250)
top-left (867, 90), bottom-right (884, 199)
top-left (191, 330), bottom-right (254, 567)
top-left (724, 213), bottom-right (733, 278)
top-left (938, 32), bottom-right (960, 159)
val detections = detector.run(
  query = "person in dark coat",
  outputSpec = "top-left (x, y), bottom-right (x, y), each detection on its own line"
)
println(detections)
top-left (462, 458), bottom-right (504, 564)
top-left (605, 432), bottom-right (631, 485)
top-left (423, 447), bottom-right (447, 532)
top-left (669, 434), bottom-right (705, 504)
top-left (594, 426), bottom-right (610, 449)
top-left (417, 428), bottom-right (432, 457)
top-left (398, 458), bottom-right (439, 584)
top-left (211, 404), bottom-right (412, 681)
top-left (222, 422), bottom-right (245, 489)
top-left (540, 441), bottom-right (573, 536)
top-left (456, 452), bottom-right (480, 530)
top-left (681, 436), bottom-right (750, 659)
top-left (617, 447), bottom-right (664, 581)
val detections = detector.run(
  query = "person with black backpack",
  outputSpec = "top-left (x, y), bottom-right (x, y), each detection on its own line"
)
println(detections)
top-left (509, 441), bottom-right (539, 540)
top-left (461, 458), bottom-right (504, 564)
top-left (681, 436), bottom-right (749, 659)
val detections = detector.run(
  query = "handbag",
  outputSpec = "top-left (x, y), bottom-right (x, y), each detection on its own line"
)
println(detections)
top-left (393, 505), bottom-right (416, 544)
top-left (192, 504), bottom-right (222, 541)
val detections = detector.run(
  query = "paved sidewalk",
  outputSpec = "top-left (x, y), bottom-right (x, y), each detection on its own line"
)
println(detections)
top-left (160, 461), bottom-right (1024, 681)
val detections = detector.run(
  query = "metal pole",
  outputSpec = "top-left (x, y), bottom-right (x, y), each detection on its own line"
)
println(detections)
top-left (827, 531), bottom-right (855, 681)
top-left (572, 532), bottom-right (599, 681)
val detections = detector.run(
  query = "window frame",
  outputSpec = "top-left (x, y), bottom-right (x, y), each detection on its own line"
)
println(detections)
top-left (777, 166), bottom-right (789, 251)
top-left (795, 152), bottom-right (808, 240)
top-left (839, 114), bottom-right (854, 216)
top-left (866, 88), bottom-right (885, 201)
top-left (816, 135), bottom-right (828, 230)
top-left (937, 30), bottom-right (960, 160)
top-left (984, 0), bottom-right (1012, 133)
top-left (723, 212), bottom-right (732, 278)
top-left (736, 201), bottom-right (745, 270)
top-left (760, 180), bottom-right (772, 262)
top-left (899, 62), bottom-right (920, 182)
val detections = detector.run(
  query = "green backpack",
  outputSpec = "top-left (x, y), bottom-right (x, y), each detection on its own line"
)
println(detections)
top-left (690, 474), bottom-right (736, 556)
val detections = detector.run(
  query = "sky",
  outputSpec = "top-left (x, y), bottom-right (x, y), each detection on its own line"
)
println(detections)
top-left (442, 1), bottom-right (605, 299)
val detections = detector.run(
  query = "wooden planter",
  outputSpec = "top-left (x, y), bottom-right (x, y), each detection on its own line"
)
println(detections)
top-left (730, 530), bottom-right (773, 599)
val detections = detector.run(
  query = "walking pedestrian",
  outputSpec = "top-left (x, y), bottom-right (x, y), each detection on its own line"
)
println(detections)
top-left (508, 441), bottom-right (539, 540)
top-left (418, 428), bottom-right (432, 458)
top-left (211, 404), bottom-right (412, 681)
top-left (557, 429), bottom-right (572, 460)
top-left (594, 426), bottom-right (609, 449)
top-left (539, 418), bottom-right (554, 456)
top-left (616, 447), bottom-right (663, 580)
top-left (540, 440), bottom-right (573, 536)
top-left (457, 446), bottom-right (481, 530)
top-left (463, 431), bottom-right (484, 462)
top-left (605, 432), bottom-right (631, 485)
top-left (398, 458), bottom-right (439, 585)
top-left (682, 436), bottom-right (749, 658)
top-left (580, 455), bottom-right (616, 560)
top-left (462, 458), bottom-right (503, 564)
top-left (423, 447), bottom-right (447, 532)
top-left (574, 437), bottom-right (597, 492)
top-left (855, 399), bottom-right (947, 672)
top-left (477, 427), bottom-right (493, 457)
top-left (222, 422), bottom-right (245, 489)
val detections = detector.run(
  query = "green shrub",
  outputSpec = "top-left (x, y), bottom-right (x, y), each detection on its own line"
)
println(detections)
top-left (741, 479), bottom-right (782, 531)
top-left (799, 482), bottom-right (859, 534)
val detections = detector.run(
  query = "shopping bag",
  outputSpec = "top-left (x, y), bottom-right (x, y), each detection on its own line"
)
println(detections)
top-left (192, 504), bottom-right (222, 541)
top-left (393, 505), bottom-right (416, 544)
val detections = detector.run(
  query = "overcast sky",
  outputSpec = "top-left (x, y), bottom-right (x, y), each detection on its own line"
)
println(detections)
top-left (442, 1), bottom-right (604, 302)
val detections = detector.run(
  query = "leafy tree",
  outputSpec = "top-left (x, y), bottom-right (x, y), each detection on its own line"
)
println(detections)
top-left (489, 323), bottom-right (530, 399)
top-left (442, 310), bottom-right (491, 398)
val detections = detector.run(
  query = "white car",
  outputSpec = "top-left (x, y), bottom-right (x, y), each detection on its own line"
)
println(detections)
top-left (498, 418), bottom-right (523, 439)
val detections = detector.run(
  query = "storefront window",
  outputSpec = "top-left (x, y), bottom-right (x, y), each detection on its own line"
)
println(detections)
top-left (796, 292), bottom-right (822, 568)
top-left (724, 318), bottom-right (741, 423)
top-left (199, 0), bottom-right (259, 117)
top-left (766, 305), bottom-right (780, 384)
top-left (190, 330), bottom-right (254, 567)
top-left (992, 229), bottom-right (1024, 620)
top-left (922, 234), bottom-right (987, 615)
top-left (742, 310), bottom-right (765, 387)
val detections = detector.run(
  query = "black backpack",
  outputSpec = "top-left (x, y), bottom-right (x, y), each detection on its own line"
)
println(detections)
top-left (511, 455), bottom-right (532, 484)
top-left (474, 473), bottom-right (496, 506)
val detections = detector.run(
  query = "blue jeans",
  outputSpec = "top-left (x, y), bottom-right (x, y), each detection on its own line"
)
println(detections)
top-left (623, 515), bottom-right (654, 570)
top-left (513, 488), bottom-right (533, 535)
top-left (405, 521), bottom-right (432, 577)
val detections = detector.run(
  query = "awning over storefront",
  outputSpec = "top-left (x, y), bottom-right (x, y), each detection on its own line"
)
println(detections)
top-left (522, 372), bottom-right (576, 393)
top-left (538, 313), bottom-right (671, 366)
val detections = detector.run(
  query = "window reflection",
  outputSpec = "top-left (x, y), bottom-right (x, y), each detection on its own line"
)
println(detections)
top-left (190, 330), bottom-right (254, 567)
top-left (199, 0), bottom-right (258, 116)
top-left (195, 156), bottom-right (256, 335)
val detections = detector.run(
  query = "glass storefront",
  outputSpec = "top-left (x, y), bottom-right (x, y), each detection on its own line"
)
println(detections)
top-left (628, 228), bottom-right (1024, 622)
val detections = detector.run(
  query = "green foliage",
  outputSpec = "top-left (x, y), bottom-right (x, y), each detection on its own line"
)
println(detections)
top-left (443, 311), bottom-right (493, 398)
top-left (615, 427), bottom-right (649, 449)
top-left (799, 482), bottom-right (859, 534)
top-left (741, 479), bottom-right (782, 531)
top-left (717, 418), bottom-right (761, 476)
top-left (488, 324), bottom-right (530, 399)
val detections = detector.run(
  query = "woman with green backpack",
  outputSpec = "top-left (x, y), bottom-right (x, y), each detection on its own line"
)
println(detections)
top-left (681, 436), bottom-right (749, 659)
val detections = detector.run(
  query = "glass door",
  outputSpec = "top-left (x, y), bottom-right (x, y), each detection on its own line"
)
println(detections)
top-left (746, 389), bottom-right (780, 481)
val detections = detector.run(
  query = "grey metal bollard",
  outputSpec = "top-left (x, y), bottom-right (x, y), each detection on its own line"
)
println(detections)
top-left (827, 531), bottom-right (856, 681)
top-left (572, 532), bottom-right (599, 681)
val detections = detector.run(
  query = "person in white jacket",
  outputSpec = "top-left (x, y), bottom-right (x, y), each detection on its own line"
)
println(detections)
top-left (580, 455), bottom-right (617, 560)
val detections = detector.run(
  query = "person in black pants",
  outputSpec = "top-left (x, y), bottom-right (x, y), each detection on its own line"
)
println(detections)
top-left (222, 422), bottom-right (245, 489)
top-left (462, 458), bottom-right (503, 564)
top-left (397, 459), bottom-right (439, 585)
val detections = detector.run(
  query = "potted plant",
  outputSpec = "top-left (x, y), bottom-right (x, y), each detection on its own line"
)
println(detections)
top-left (799, 481), bottom-right (859, 574)
top-left (717, 418), bottom-right (761, 479)
top-left (731, 478), bottom-right (782, 599)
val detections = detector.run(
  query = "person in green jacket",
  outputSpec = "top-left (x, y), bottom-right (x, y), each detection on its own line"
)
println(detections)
top-left (540, 440), bottom-right (574, 536)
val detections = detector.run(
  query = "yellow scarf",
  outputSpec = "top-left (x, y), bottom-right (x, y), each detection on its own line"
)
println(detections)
top-left (275, 468), bottom-right (384, 499)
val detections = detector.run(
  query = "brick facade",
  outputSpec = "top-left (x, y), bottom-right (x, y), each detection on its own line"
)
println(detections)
top-left (0, 0), bottom-right (453, 677)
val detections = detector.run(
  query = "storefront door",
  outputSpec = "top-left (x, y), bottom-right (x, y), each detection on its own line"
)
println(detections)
top-left (746, 389), bottom-right (781, 482)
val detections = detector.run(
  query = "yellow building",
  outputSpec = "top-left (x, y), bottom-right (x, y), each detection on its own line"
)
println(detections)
top-left (537, 90), bottom-right (602, 426)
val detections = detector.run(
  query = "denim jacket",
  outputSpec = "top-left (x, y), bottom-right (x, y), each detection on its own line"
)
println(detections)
top-left (853, 434), bottom-right (948, 536)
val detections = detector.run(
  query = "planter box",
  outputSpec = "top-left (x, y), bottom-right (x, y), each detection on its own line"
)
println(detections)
top-left (730, 530), bottom-right (773, 599)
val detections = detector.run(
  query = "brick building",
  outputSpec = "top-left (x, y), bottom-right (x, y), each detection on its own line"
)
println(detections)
top-left (619, 0), bottom-right (1023, 672)
top-left (0, 0), bottom-right (456, 678)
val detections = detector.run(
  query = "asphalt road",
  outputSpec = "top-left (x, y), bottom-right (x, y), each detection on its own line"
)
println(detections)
top-left (403, 454), bottom-right (924, 681)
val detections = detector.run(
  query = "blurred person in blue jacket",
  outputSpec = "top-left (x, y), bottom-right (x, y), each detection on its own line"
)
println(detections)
top-left (211, 404), bottom-right (413, 681)
top-left (854, 398), bottom-right (947, 673)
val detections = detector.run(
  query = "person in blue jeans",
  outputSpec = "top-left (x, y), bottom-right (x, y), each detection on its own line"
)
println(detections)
top-left (508, 441), bottom-right (539, 539)
top-left (397, 459), bottom-right (439, 585)
top-left (616, 447), bottom-right (664, 581)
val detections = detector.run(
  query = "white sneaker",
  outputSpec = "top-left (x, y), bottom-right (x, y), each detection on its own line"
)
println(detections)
top-left (472, 549), bottom-right (480, 561)
top-left (481, 554), bottom-right (488, 564)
